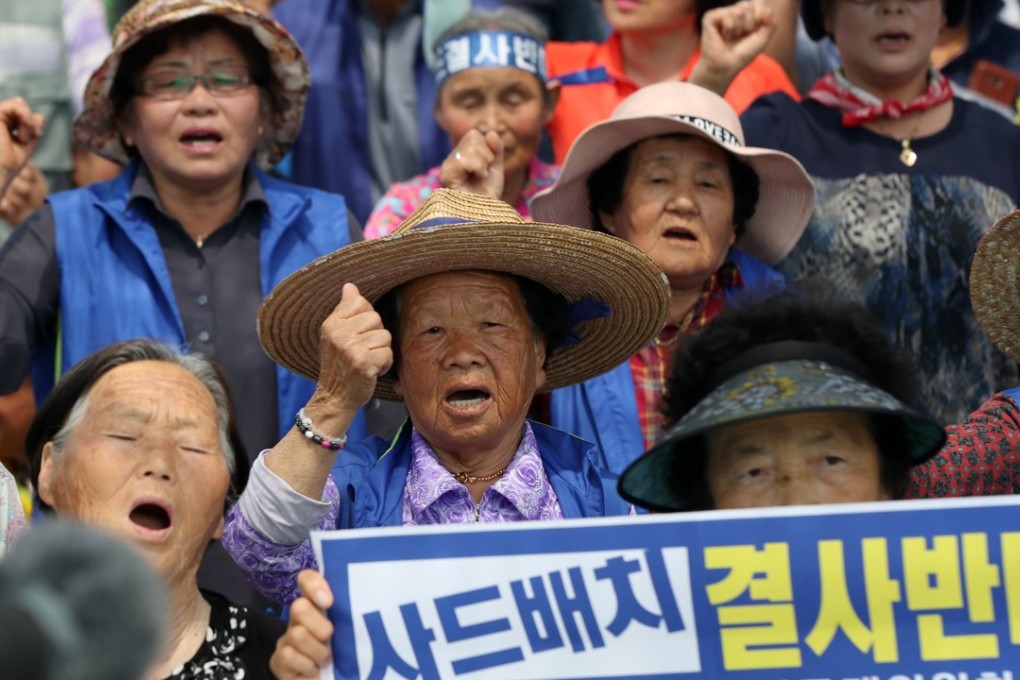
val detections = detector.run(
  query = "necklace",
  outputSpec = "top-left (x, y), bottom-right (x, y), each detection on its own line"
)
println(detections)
top-left (653, 304), bottom-right (698, 348)
top-left (453, 467), bottom-right (507, 484)
top-left (898, 138), bottom-right (918, 168)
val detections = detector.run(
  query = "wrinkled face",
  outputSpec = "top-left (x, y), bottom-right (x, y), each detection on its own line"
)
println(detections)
top-left (119, 28), bottom-right (263, 192)
top-left (600, 136), bottom-right (737, 291)
top-left (602, 0), bottom-right (696, 33)
top-left (825, 0), bottom-right (945, 88)
top-left (38, 361), bottom-right (231, 580)
top-left (436, 67), bottom-right (552, 181)
top-left (393, 271), bottom-right (547, 460)
top-left (706, 411), bottom-right (889, 508)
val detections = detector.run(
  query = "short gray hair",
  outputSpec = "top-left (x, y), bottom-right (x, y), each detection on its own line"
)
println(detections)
top-left (45, 341), bottom-right (236, 476)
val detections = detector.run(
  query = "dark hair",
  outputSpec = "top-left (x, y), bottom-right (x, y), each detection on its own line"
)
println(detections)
top-left (376, 272), bottom-right (570, 378)
top-left (111, 16), bottom-right (272, 151)
top-left (586, 133), bottom-right (760, 238)
top-left (662, 281), bottom-right (923, 506)
top-left (27, 339), bottom-right (248, 514)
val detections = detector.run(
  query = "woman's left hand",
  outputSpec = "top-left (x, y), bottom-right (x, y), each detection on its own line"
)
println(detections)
top-left (0, 161), bottom-right (48, 225)
top-left (440, 129), bottom-right (505, 200)
top-left (689, 0), bottom-right (777, 96)
top-left (270, 570), bottom-right (335, 679)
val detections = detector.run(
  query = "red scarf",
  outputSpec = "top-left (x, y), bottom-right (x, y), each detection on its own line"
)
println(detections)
top-left (806, 68), bottom-right (954, 126)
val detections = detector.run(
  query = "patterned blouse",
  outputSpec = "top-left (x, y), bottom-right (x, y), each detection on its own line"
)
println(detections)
top-left (364, 157), bottom-right (560, 239)
top-left (167, 591), bottom-right (285, 680)
top-left (403, 422), bottom-right (563, 524)
top-left (909, 391), bottom-right (1020, 497)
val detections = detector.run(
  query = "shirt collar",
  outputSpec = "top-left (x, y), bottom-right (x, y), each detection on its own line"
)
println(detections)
top-left (127, 162), bottom-right (267, 220)
top-left (405, 422), bottom-right (552, 521)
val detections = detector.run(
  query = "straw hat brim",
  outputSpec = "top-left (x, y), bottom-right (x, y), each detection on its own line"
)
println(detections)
top-left (73, 0), bottom-right (309, 169)
top-left (971, 208), bottom-right (1020, 364)
top-left (530, 115), bottom-right (815, 266)
top-left (259, 221), bottom-right (672, 401)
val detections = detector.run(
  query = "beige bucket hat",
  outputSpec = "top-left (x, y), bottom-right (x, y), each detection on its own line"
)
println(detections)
top-left (531, 81), bottom-right (815, 266)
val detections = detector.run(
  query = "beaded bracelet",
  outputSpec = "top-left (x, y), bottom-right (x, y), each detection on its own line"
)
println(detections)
top-left (295, 408), bottom-right (348, 451)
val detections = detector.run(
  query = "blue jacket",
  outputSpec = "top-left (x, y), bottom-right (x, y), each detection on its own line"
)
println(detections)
top-left (330, 420), bottom-right (631, 527)
top-left (549, 249), bottom-right (785, 474)
top-left (273, 0), bottom-right (450, 224)
top-left (39, 161), bottom-right (366, 442)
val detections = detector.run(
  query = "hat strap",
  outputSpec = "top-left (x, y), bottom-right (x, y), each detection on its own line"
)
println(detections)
top-left (703, 340), bottom-right (880, 394)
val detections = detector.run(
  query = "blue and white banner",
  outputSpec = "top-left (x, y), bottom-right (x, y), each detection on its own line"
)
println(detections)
top-left (311, 496), bottom-right (1020, 679)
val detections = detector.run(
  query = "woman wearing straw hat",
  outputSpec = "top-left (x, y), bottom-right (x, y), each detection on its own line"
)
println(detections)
top-left (530, 81), bottom-right (815, 474)
top-left (616, 285), bottom-right (946, 512)
top-left (909, 208), bottom-right (1020, 498)
top-left (220, 188), bottom-right (671, 607)
top-left (0, 0), bottom-right (365, 606)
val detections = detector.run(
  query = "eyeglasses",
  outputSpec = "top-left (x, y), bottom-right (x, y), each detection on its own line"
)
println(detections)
top-left (136, 65), bottom-right (256, 99)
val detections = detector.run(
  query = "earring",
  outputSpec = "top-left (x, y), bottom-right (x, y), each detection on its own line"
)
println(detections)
top-left (257, 125), bottom-right (264, 136)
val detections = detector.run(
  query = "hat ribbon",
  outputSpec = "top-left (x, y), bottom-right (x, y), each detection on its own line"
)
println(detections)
top-left (560, 298), bottom-right (611, 348)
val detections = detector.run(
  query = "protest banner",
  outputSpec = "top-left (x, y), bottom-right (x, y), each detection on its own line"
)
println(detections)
top-left (312, 495), bottom-right (1020, 680)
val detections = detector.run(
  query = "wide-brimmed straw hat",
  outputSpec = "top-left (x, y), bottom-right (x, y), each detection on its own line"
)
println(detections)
top-left (74, 0), bottom-right (309, 169)
top-left (802, 0), bottom-right (965, 41)
top-left (618, 345), bottom-right (946, 512)
top-left (971, 208), bottom-right (1020, 364)
top-left (259, 188), bottom-right (672, 401)
top-left (530, 82), bottom-right (814, 266)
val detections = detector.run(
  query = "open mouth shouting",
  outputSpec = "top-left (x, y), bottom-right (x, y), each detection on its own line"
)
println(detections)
top-left (129, 498), bottom-right (173, 539)
top-left (875, 30), bottom-right (912, 49)
top-left (663, 225), bottom-right (699, 243)
top-left (180, 126), bottom-right (224, 152)
top-left (444, 386), bottom-right (493, 415)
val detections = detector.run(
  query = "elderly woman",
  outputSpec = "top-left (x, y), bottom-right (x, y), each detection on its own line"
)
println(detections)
top-left (0, 0), bottom-right (364, 603)
top-left (221, 188), bottom-right (670, 606)
top-left (27, 340), bottom-right (285, 679)
top-left (741, 0), bottom-right (1020, 424)
top-left (363, 8), bottom-right (559, 240)
top-left (617, 286), bottom-right (946, 511)
top-left (530, 81), bottom-right (814, 474)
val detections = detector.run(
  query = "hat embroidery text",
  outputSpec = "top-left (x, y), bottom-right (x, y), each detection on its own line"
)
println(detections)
top-left (667, 115), bottom-right (741, 147)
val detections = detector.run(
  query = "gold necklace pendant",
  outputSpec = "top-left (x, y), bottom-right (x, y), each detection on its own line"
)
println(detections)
top-left (453, 467), bottom-right (507, 484)
top-left (899, 138), bottom-right (918, 167)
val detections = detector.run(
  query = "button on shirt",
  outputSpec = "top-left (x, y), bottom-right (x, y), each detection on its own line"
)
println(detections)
top-left (402, 422), bottom-right (564, 525)
top-left (136, 165), bottom-right (279, 467)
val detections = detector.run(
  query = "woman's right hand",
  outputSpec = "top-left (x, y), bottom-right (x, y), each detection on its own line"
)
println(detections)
top-left (306, 283), bottom-right (394, 432)
top-left (440, 129), bottom-right (505, 200)
top-left (0, 97), bottom-right (44, 200)
top-left (270, 569), bottom-right (335, 679)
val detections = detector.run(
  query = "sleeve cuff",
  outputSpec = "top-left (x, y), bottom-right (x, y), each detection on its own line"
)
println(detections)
top-left (238, 450), bottom-right (334, 545)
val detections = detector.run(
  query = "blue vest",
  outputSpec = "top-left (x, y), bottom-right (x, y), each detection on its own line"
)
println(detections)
top-left (38, 161), bottom-right (366, 442)
top-left (331, 420), bottom-right (631, 527)
top-left (273, 0), bottom-right (450, 224)
top-left (549, 249), bottom-right (786, 474)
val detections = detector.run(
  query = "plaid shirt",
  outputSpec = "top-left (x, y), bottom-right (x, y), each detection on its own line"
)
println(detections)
top-left (631, 263), bottom-right (743, 450)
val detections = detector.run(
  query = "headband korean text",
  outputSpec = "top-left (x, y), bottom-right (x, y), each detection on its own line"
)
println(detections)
top-left (434, 30), bottom-right (547, 87)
